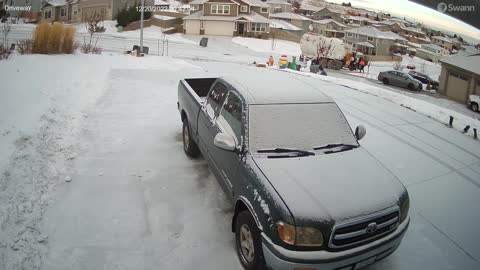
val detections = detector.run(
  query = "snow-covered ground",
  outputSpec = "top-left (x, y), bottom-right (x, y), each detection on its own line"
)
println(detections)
top-left (232, 36), bottom-right (301, 57)
top-left (2, 25), bottom-right (480, 270)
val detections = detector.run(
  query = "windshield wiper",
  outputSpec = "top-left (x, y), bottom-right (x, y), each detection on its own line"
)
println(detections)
top-left (257, 148), bottom-right (315, 158)
top-left (313, 143), bottom-right (359, 151)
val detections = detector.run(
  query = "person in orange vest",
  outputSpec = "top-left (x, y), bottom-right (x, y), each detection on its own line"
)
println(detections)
top-left (359, 58), bottom-right (366, 73)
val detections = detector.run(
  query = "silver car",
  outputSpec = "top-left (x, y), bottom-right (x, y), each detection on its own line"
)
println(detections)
top-left (378, 70), bottom-right (423, 91)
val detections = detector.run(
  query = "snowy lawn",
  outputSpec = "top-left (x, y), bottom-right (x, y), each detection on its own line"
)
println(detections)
top-left (232, 36), bottom-right (301, 57)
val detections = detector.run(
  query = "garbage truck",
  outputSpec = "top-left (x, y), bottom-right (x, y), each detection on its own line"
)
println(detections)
top-left (300, 33), bottom-right (350, 70)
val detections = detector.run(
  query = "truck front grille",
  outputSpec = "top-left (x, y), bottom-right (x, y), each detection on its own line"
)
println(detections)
top-left (329, 208), bottom-right (399, 249)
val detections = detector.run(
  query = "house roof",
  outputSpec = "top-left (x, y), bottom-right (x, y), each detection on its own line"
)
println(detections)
top-left (270, 12), bottom-right (311, 21)
top-left (422, 43), bottom-right (447, 51)
top-left (270, 19), bottom-right (302, 31)
top-left (439, 53), bottom-right (480, 75)
top-left (299, 4), bottom-right (321, 12)
top-left (154, 0), bottom-right (171, 5)
top-left (313, 18), bottom-right (347, 28)
top-left (189, 0), bottom-right (209, 5)
top-left (347, 15), bottom-right (372, 22)
top-left (43, 0), bottom-right (68, 7)
top-left (183, 10), bottom-right (270, 23)
top-left (400, 26), bottom-right (425, 35)
top-left (242, 0), bottom-right (270, 8)
top-left (266, 0), bottom-right (292, 5)
top-left (345, 26), bottom-right (398, 40)
top-left (432, 35), bottom-right (453, 43)
top-left (313, 7), bottom-right (345, 15)
top-left (355, 41), bottom-right (375, 48)
top-left (383, 31), bottom-right (407, 42)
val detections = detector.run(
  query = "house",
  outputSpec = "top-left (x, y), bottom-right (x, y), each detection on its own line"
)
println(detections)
top-left (345, 15), bottom-right (372, 26)
top-left (270, 12), bottom-right (311, 32)
top-left (371, 20), bottom-right (404, 33)
top-left (310, 7), bottom-right (344, 22)
top-left (266, 0), bottom-right (291, 14)
top-left (344, 26), bottom-right (405, 56)
top-left (399, 26), bottom-right (430, 44)
top-left (311, 18), bottom-right (349, 38)
top-left (41, 0), bottom-right (78, 23)
top-left (298, 4), bottom-right (320, 16)
top-left (432, 36), bottom-right (454, 50)
top-left (438, 53), bottom-right (480, 103)
top-left (183, 0), bottom-right (271, 37)
top-left (416, 44), bottom-right (449, 62)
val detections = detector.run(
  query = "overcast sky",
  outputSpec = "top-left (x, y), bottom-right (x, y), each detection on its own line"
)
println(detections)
top-left (325, 0), bottom-right (480, 42)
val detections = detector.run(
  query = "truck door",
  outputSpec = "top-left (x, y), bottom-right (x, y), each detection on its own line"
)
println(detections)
top-left (208, 91), bottom-right (245, 199)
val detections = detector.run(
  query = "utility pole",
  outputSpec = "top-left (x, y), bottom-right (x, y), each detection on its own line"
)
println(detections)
top-left (140, 0), bottom-right (144, 53)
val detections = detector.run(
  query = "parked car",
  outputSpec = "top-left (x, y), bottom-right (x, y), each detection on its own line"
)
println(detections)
top-left (177, 71), bottom-right (410, 270)
top-left (408, 71), bottom-right (439, 90)
top-left (378, 70), bottom-right (423, 91)
top-left (468, 95), bottom-right (480, 112)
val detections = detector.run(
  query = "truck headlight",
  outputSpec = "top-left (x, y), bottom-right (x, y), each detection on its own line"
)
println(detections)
top-left (277, 222), bottom-right (324, 247)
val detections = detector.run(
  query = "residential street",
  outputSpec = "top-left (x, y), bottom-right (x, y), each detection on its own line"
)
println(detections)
top-left (22, 60), bottom-right (479, 270)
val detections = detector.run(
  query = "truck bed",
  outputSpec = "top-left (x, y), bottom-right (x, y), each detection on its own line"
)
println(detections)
top-left (178, 78), bottom-right (218, 143)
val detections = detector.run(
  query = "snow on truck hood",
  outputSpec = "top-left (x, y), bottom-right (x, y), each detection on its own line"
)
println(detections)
top-left (252, 147), bottom-right (404, 223)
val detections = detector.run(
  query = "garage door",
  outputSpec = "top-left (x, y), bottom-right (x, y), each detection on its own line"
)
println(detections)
top-left (446, 72), bottom-right (469, 102)
top-left (185, 20), bottom-right (200, 34)
top-left (204, 21), bottom-right (234, 36)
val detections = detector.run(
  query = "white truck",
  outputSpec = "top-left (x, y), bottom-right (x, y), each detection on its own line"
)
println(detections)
top-left (300, 33), bottom-right (349, 70)
top-left (468, 95), bottom-right (480, 112)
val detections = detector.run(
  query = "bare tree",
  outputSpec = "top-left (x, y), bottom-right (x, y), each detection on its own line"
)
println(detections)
top-left (81, 10), bottom-right (104, 54)
top-left (1, 21), bottom-right (11, 48)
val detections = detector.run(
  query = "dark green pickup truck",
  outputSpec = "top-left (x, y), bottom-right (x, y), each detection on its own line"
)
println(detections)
top-left (177, 70), bottom-right (410, 270)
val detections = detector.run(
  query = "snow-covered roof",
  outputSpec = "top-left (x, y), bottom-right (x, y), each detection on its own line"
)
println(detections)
top-left (153, 14), bottom-right (176, 20)
top-left (432, 36), bottom-right (453, 43)
top-left (184, 10), bottom-right (269, 23)
top-left (422, 43), bottom-right (447, 52)
top-left (347, 15), bottom-right (372, 22)
top-left (345, 26), bottom-right (397, 40)
top-left (313, 7), bottom-right (345, 14)
top-left (154, 0), bottom-right (170, 5)
top-left (266, 0), bottom-right (292, 5)
top-left (189, 0), bottom-right (209, 5)
top-left (313, 18), bottom-right (347, 28)
top-left (270, 12), bottom-right (311, 21)
top-left (44, 0), bottom-right (68, 7)
top-left (400, 26), bottom-right (425, 35)
top-left (270, 19), bottom-right (302, 31)
top-left (242, 0), bottom-right (270, 8)
top-left (300, 4), bottom-right (321, 12)
top-left (440, 53), bottom-right (480, 75)
top-left (355, 41), bottom-right (375, 48)
top-left (383, 31), bottom-right (407, 42)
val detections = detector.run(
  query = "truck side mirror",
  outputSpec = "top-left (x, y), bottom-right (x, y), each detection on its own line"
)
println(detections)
top-left (355, 125), bottom-right (366, 140)
top-left (214, 133), bottom-right (236, 152)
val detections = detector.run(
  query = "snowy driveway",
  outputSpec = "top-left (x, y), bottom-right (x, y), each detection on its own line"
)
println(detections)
top-left (1, 56), bottom-right (480, 270)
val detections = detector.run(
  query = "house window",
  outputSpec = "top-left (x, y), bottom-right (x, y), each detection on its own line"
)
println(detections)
top-left (44, 9), bottom-right (52, 19)
top-left (251, 23), bottom-right (266, 32)
top-left (260, 7), bottom-right (268, 13)
top-left (367, 36), bottom-right (374, 42)
top-left (211, 4), bottom-right (230, 15)
top-left (72, 5), bottom-right (78, 15)
top-left (60, 7), bottom-right (66, 17)
top-left (347, 32), bottom-right (353, 37)
top-left (241, 5), bottom-right (247, 12)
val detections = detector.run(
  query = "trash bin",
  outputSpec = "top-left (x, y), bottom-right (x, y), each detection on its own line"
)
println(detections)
top-left (132, 45), bottom-right (149, 54)
top-left (200, 37), bottom-right (208, 47)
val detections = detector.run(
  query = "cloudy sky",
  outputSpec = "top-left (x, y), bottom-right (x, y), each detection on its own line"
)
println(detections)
top-left (325, 0), bottom-right (480, 41)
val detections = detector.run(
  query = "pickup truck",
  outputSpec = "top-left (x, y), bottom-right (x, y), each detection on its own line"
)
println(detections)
top-left (177, 71), bottom-right (410, 270)
top-left (468, 95), bottom-right (479, 112)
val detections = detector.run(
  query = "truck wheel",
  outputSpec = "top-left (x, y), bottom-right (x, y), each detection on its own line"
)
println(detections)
top-left (327, 60), bottom-right (335, 69)
top-left (182, 119), bottom-right (200, 158)
top-left (471, 102), bottom-right (479, 112)
top-left (382, 78), bottom-right (389, 85)
top-left (235, 211), bottom-right (266, 270)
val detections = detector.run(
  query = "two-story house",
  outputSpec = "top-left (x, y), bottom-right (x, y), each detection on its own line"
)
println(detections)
top-left (183, 0), bottom-right (271, 37)
top-left (310, 7), bottom-right (344, 22)
top-left (269, 11), bottom-right (311, 33)
top-left (266, 0), bottom-right (291, 14)
top-left (311, 18), bottom-right (349, 38)
top-left (432, 35), bottom-right (454, 50)
top-left (344, 26), bottom-right (406, 56)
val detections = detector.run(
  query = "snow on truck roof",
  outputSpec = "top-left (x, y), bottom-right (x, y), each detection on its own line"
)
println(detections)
top-left (220, 71), bottom-right (333, 104)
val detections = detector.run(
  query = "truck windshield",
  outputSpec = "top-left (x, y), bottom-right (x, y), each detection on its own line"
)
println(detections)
top-left (249, 103), bottom-right (357, 153)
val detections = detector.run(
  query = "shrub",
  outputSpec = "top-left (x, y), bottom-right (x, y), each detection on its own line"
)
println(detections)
top-left (32, 22), bottom-right (76, 54)
top-left (16, 39), bottom-right (33, 54)
top-left (0, 44), bottom-right (11, 60)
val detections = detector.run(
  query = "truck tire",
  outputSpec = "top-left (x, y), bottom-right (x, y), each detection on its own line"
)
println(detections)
top-left (182, 119), bottom-right (200, 158)
top-left (471, 102), bottom-right (479, 112)
top-left (327, 59), bottom-right (335, 69)
top-left (235, 211), bottom-right (266, 270)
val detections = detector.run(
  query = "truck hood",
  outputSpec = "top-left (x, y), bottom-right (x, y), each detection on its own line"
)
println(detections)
top-left (252, 147), bottom-right (403, 224)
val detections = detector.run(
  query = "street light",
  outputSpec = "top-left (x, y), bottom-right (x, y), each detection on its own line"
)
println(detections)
top-left (140, 0), bottom-right (144, 53)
